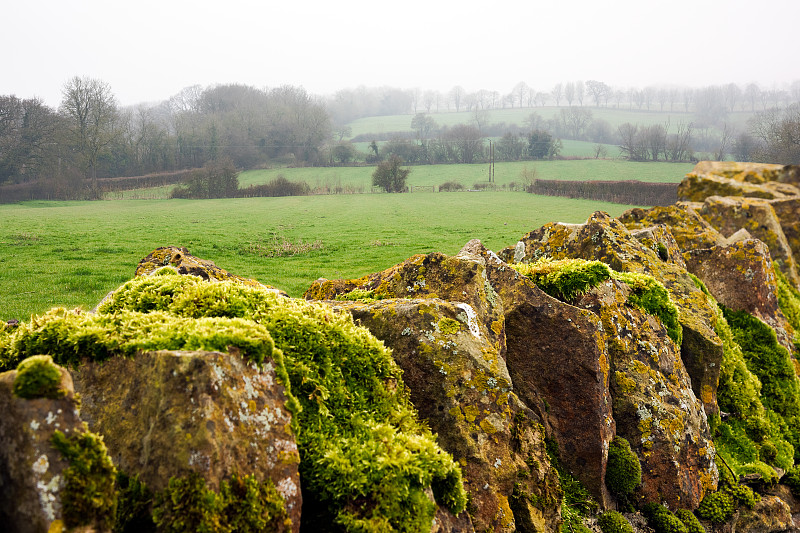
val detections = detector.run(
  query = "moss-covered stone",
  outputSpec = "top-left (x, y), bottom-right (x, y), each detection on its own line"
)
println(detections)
top-left (618, 204), bottom-right (725, 252)
top-left (12, 354), bottom-right (68, 399)
top-left (84, 274), bottom-right (467, 532)
top-left (50, 429), bottom-right (118, 530)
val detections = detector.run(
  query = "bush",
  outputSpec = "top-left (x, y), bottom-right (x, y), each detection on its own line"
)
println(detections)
top-left (171, 158), bottom-right (239, 199)
top-left (438, 181), bottom-right (465, 192)
top-left (237, 175), bottom-right (310, 198)
top-left (605, 437), bottom-right (642, 497)
top-left (372, 155), bottom-right (410, 192)
top-left (598, 511), bottom-right (633, 533)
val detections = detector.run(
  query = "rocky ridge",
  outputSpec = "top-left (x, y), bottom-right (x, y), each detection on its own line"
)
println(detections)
top-left (1, 162), bottom-right (800, 532)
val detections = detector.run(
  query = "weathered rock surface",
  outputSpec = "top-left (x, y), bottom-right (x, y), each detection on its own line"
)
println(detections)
top-left (333, 297), bottom-right (558, 532)
top-left (0, 364), bottom-right (102, 533)
top-left (574, 280), bottom-right (716, 508)
top-left (71, 349), bottom-right (301, 532)
top-left (678, 161), bottom-right (800, 202)
top-left (618, 203), bottom-right (726, 252)
top-left (498, 211), bottom-right (724, 417)
top-left (698, 196), bottom-right (800, 288)
top-left (735, 495), bottom-right (795, 533)
top-left (684, 239), bottom-right (795, 352)
top-left (135, 246), bottom-right (288, 295)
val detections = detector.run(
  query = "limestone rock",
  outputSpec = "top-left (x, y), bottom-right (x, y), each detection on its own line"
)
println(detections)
top-left (698, 196), bottom-right (800, 288)
top-left (618, 203), bottom-right (726, 252)
top-left (135, 246), bottom-right (288, 295)
top-left (574, 281), bottom-right (717, 509)
top-left (71, 349), bottom-right (301, 532)
top-left (770, 197), bottom-right (800, 274)
top-left (333, 298), bottom-right (558, 532)
top-left (678, 161), bottom-right (800, 202)
top-left (735, 495), bottom-right (795, 533)
top-left (309, 240), bottom-right (618, 511)
top-left (0, 364), bottom-right (111, 533)
top-left (498, 211), bottom-right (724, 417)
top-left (684, 239), bottom-right (795, 352)
top-left (629, 224), bottom-right (687, 269)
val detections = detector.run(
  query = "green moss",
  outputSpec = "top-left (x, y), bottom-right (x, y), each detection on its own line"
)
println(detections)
top-left (511, 257), bottom-right (612, 301)
top-left (674, 509), bottom-right (705, 533)
top-left (605, 437), bottom-right (642, 498)
top-left (52, 273), bottom-right (467, 533)
top-left (722, 305), bottom-right (800, 461)
top-left (114, 473), bottom-right (155, 533)
top-left (0, 308), bottom-right (275, 371)
top-left (51, 429), bottom-right (118, 530)
top-left (12, 354), bottom-right (65, 399)
top-left (334, 288), bottom-right (385, 303)
top-left (152, 472), bottom-right (287, 533)
top-left (642, 503), bottom-right (689, 533)
top-left (781, 466), bottom-right (800, 498)
top-left (612, 271), bottom-right (682, 346)
top-left (687, 272), bottom-right (711, 297)
top-left (545, 437), bottom-right (597, 525)
top-left (774, 269), bottom-right (800, 350)
top-left (695, 490), bottom-right (735, 524)
top-left (657, 243), bottom-right (669, 261)
top-left (511, 258), bottom-right (682, 345)
top-left (598, 510), bottom-right (634, 533)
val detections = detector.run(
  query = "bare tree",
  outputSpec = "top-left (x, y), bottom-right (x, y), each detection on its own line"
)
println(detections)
top-left (744, 83), bottom-right (760, 112)
top-left (564, 82), bottom-right (575, 106)
top-left (575, 80), bottom-right (585, 106)
top-left (551, 83), bottom-right (563, 106)
top-left (513, 82), bottom-right (529, 108)
top-left (449, 86), bottom-right (466, 112)
top-left (60, 76), bottom-right (119, 194)
top-left (713, 123), bottom-right (734, 161)
top-left (586, 80), bottom-right (611, 107)
top-left (723, 83), bottom-right (742, 112)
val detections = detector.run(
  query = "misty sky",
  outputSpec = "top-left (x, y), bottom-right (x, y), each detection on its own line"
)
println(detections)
top-left (4, 0), bottom-right (799, 108)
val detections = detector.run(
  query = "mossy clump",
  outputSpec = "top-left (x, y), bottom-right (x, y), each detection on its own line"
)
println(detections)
top-left (605, 436), bottom-right (642, 498)
top-left (656, 242), bottom-right (669, 261)
top-left (512, 257), bottom-right (612, 301)
top-left (12, 354), bottom-right (65, 399)
top-left (695, 490), bottom-right (735, 524)
top-left (0, 308), bottom-right (275, 371)
top-left (642, 503), bottom-right (689, 533)
top-left (51, 429), bottom-right (118, 530)
top-left (152, 472), bottom-right (286, 533)
top-left (674, 509), bottom-right (705, 533)
top-left (71, 273), bottom-right (467, 532)
top-left (597, 510), bottom-right (634, 533)
top-left (334, 288), bottom-right (384, 303)
top-left (611, 271), bottom-right (682, 346)
top-left (695, 467), bottom-right (759, 525)
top-left (722, 305), bottom-right (800, 460)
top-left (512, 258), bottom-right (682, 345)
top-left (114, 472), bottom-right (155, 533)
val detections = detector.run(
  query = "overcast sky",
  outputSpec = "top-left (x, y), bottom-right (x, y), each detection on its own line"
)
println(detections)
top-left (4, 0), bottom-right (799, 109)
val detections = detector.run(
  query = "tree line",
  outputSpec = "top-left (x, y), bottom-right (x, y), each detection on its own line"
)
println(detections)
top-left (2, 77), bottom-right (800, 202)
top-left (0, 78), bottom-right (331, 199)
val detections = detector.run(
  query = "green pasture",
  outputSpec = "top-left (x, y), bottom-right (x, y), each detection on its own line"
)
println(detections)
top-left (1, 193), bottom-right (642, 321)
top-left (346, 106), bottom-right (754, 138)
top-left (240, 159), bottom-right (692, 190)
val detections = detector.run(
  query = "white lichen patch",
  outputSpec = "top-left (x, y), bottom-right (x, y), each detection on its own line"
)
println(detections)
top-left (36, 474), bottom-right (62, 522)
top-left (277, 476), bottom-right (298, 501)
top-left (514, 241), bottom-right (526, 263)
top-left (455, 303), bottom-right (481, 338)
top-left (32, 454), bottom-right (49, 475)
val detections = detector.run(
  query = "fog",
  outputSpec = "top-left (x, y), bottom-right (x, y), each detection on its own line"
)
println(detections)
top-left (3, 0), bottom-right (799, 107)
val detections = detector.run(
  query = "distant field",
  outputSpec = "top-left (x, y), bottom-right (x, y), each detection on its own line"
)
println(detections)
top-left (346, 106), bottom-right (754, 138)
top-left (240, 159), bottom-right (692, 190)
top-left (1, 193), bottom-right (641, 320)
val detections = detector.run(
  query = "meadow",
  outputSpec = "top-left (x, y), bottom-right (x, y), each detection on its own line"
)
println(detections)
top-left (345, 106), bottom-right (755, 138)
top-left (0, 192), bottom-right (643, 321)
top-left (240, 159), bottom-right (692, 191)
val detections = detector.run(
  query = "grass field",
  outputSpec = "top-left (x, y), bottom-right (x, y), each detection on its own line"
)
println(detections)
top-left (1, 192), bottom-right (642, 321)
top-left (240, 159), bottom-right (692, 190)
top-left (345, 106), bottom-right (755, 139)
